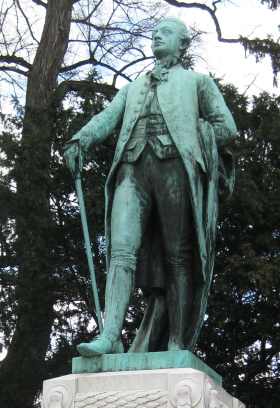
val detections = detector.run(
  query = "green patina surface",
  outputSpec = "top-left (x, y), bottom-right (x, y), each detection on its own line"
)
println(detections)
top-left (72, 350), bottom-right (222, 385)
top-left (65, 18), bottom-right (237, 358)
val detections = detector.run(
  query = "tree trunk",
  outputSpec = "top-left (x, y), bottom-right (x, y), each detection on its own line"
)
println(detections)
top-left (0, 2), bottom-right (73, 407)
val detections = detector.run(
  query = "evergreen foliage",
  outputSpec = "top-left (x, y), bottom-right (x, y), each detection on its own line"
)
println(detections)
top-left (198, 86), bottom-right (280, 408)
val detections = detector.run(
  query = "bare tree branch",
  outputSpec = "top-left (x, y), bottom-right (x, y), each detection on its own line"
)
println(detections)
top-left (73, 0), bottom-right (103, 22)
top-left (212, 0), bottom-right (221, 12)
top-left (71, 19), bottom-right (151, 40)
top-left (31, 0), bottom-right (47, 7)
top-left (98, 42), bottom-right (148, 65)
top-left (60, 58), bottom-right (132, 82)
top-left (0, 55), bottom-right (31, 70)
top-left (91, 1), bottom-right (118, 57)
top-left (242, 74), bottom-right (258, 96)
top-left (162, 0), bottom-right (239, 43)
top-left (0, 1), bottom-right (14, 36)
top-left (1, 69), bottom-right (26, 91)
top-left (0, 65), bottom-right (28, 76)
top-left (15, 0), bottom-right (39, 44)
top-left (112, 55), bottom-right (153, 86)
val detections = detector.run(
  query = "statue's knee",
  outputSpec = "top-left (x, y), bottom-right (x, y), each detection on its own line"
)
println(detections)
top-left (110, 249), bottom-right (137, 271)
top-left (165, 254), bottom-right (189, 268)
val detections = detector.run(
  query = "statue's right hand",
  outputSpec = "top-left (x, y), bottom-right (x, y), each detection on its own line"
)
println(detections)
top-left (63, 141), bottom-right (83, 175)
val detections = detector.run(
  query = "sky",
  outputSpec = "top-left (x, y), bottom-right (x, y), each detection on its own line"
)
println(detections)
top-left (110, 0), bottom-right (279, 96)
top-left (0, 0), bottom-right (279, 114)
top-left (168, 0), bottom-right (279, 96)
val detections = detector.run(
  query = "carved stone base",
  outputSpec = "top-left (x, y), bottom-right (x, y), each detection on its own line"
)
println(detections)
top-left (42, 368), bottom-right (245, 408)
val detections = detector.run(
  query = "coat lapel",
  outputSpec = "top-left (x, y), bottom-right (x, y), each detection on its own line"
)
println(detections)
top-left (157, 67), bottom-right (205, 172)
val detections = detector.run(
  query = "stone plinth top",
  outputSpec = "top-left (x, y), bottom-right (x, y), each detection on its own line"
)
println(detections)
top-left (72, 350), bottom-right (222, 385)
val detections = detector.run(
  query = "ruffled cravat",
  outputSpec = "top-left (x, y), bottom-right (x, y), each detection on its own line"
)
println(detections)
top-left (150, 57), bottom-right (180, 85)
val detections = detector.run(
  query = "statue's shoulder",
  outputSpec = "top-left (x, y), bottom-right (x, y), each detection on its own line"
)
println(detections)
top-left (182, 70), bottom-right (220, 95)
top-left (177, 67), bottom-right (209, 82)
top-left (123, 75), bottom-right (149, 98)
top-left (132, 73), bottom-right (149, 86)
top-left (190, 70), bottom-right (216, 87)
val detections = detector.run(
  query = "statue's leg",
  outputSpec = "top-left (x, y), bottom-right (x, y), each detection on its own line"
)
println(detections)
top-left (155, 157), bottom-right (194, 351)
top-left (128, 289), bottom-right (167, 353)
top-left (77, 163), bottom-right (151, 356)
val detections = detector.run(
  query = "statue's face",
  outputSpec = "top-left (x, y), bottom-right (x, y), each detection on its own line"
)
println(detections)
top-left (152, 20), bottom-right (182, 59)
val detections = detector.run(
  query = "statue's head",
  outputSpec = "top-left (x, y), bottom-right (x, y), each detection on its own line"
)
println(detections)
top-left (151, 18), bottom-right (190, 60)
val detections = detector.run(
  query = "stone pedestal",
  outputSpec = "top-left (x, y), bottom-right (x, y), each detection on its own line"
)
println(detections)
top-left (42, 353), bottom-right (245, 408)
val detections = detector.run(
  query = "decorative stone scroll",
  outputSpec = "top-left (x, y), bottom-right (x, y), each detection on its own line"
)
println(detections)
top-left (170, 377), bottom-right (203, 407)
top-left (43, 384), bottom-right (74, 408)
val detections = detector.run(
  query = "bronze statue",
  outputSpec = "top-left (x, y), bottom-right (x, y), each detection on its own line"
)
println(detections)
top-left (64, 17), bottom-right (237, 356)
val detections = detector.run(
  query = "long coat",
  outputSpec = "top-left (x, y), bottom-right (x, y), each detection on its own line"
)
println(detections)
top-left (74, 64), bottom-right (237, 349)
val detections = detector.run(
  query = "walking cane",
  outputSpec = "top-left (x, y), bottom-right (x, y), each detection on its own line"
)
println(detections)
top-left (70, 142), bottom-right (104, 333)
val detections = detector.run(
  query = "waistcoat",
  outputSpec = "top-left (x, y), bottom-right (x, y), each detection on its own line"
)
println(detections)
top-left (121, 84), bottom-right (179, 162)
